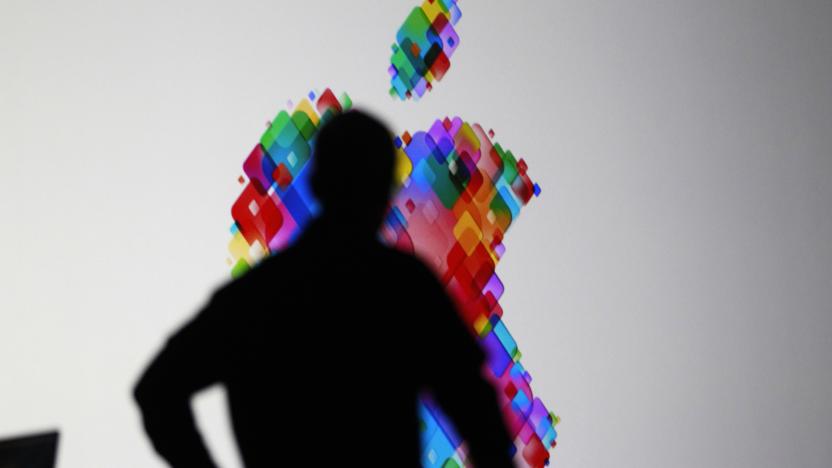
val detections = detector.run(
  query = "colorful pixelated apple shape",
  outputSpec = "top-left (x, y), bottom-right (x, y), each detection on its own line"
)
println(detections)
top-left (226, 1), bottom-right (558, 467)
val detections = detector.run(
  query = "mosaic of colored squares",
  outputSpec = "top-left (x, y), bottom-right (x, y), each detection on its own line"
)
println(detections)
top-left (390, 0), bottom-right (461, 100)
top-left (226, 2), bottom-right (558, 466)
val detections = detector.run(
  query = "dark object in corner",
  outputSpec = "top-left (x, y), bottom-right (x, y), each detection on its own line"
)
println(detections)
top-left (0, 431), bottom-right (59, 468)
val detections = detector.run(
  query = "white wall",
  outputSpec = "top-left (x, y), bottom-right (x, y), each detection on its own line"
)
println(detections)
top-left (1, 1), bottom-right (831, 467)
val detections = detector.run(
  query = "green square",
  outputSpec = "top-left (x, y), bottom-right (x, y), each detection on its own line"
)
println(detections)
top-left (231, 258), bottom-right (251, 279)
top-left (291, 110), bottom-right (317, 140)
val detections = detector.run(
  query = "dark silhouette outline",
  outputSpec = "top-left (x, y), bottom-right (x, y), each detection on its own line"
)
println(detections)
top-left (0, 430), bottom-right (59, 468)
top-left (134, 110), bottom-right (515, 467)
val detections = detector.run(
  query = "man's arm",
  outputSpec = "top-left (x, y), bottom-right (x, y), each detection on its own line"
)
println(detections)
top-left (434, 364), bottom-right (516, 468)
top-left (133, 293), bottom-right (230, 468)
top-left (418, 265), bottom-right (516, 468)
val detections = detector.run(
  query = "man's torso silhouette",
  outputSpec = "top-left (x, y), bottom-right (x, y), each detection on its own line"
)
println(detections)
top-left (134, 111), bottom-right (514, 468)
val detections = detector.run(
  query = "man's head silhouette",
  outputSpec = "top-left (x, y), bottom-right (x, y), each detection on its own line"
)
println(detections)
top-left (309, 110), bottom-right (396, 236)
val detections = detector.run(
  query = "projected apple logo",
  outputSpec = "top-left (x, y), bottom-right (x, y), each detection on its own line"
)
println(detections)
top-left (225, 1), bottom-right (558, 466)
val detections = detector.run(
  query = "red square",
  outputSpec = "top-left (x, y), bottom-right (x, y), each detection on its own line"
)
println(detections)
top-left (272, 163), bottom-right (293, 189)
top-left (504, 381), bottom-right (518, 399)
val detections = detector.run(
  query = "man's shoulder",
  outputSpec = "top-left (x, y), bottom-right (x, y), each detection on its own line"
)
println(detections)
top-left (375, 244), bottom-right (438, 278)
top-left (211, 248), bottom-right (297, 301)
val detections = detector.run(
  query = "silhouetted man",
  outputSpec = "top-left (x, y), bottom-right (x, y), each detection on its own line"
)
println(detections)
top-left (134, 110), bottom-right (515, 467)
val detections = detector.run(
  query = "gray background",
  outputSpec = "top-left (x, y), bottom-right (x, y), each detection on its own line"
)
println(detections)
top-left (1, 0), bottom-right (831, 467)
